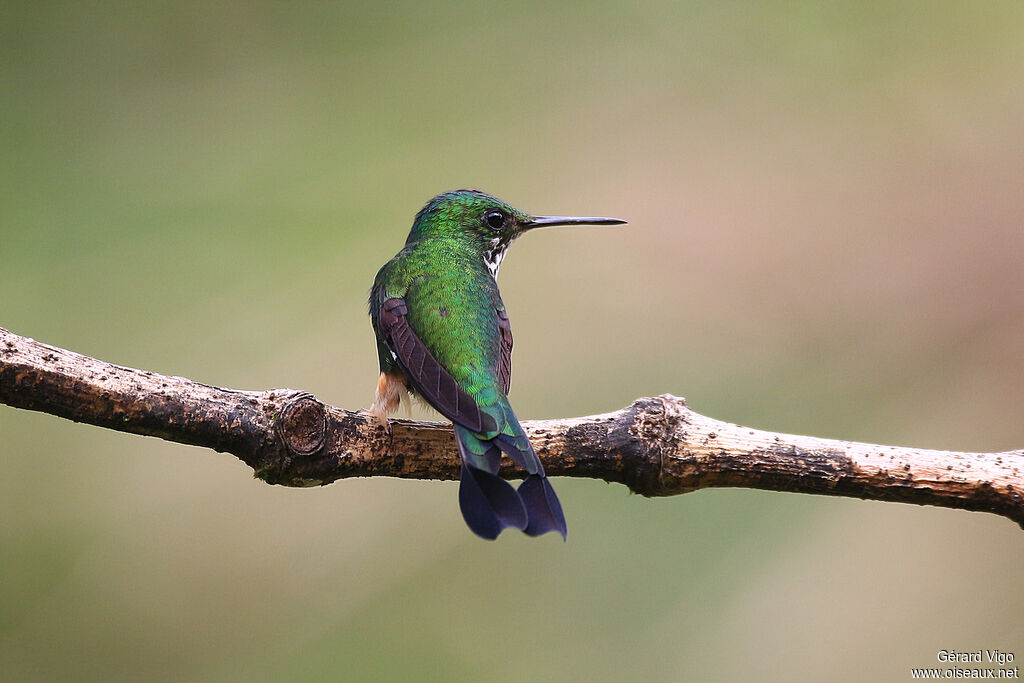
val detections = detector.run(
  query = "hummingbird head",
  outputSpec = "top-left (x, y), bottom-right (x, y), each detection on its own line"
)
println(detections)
top-left (407, 189), bottom-right (625, 279)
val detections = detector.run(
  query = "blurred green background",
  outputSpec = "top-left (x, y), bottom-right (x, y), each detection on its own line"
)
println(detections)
top-left (2, 1), bottom-right (1023, 680)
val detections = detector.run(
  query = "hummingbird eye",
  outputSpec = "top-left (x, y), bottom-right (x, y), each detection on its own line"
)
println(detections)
top-left (484, 210), bottom-right (506, 230)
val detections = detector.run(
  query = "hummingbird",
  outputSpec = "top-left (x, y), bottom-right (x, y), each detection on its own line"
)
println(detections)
top-left (368, 189), bottom-right (625, 539)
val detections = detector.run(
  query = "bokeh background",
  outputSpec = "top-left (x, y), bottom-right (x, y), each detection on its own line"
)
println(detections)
top-left (2, 2), bottom-right (1023, 680)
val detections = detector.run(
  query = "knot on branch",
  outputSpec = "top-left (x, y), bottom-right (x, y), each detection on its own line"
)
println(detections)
top-left (276, 393), bottom-right (327, 456)
top-left (623, 394), bottom-right (690, 497)
top-left (251, 390), bottom-right (339, 487)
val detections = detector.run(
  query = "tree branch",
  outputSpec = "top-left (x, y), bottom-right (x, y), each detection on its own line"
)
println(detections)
top-left (2, 326), bottom-right (1022, 527)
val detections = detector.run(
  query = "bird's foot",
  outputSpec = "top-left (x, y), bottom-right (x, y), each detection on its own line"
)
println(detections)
top-left (368, 372), bottom-right (407, 436)
top-left (364, 406), bottom-right (393, 436)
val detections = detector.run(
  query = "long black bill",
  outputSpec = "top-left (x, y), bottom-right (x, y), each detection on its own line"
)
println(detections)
top-left (523, 215), bottom-right (627, 229)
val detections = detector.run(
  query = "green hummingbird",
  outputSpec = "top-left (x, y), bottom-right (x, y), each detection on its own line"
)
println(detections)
top-left (368, 189), bottom-right (625, 539)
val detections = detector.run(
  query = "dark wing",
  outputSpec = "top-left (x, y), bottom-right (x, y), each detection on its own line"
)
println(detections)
top-left (377, 297), bottom-right (497, 435)
top-left (496, 307), bottom-right (513, 395)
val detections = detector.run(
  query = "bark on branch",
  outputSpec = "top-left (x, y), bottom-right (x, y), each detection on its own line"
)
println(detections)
top-left (2, 326), bottom-right (1022, 527)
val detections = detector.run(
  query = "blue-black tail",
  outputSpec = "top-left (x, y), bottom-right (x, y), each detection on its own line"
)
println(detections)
top-left (518, 474), bottom-right (567, 537)
top-left (455, 425), bottom-right (567, 540)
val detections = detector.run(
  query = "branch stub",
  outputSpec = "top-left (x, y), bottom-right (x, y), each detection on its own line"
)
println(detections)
top-left (277, 394), bottom-right (327, 456)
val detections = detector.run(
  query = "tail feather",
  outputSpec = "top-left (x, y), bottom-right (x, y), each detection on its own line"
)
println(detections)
top-left (458, 462), bottom-right (527, 540)
top-left (455, 425), bottom-right (502, 474)
top-left (519, 474), bottom-right (568, 539)
top-left (493, 433), bottom-right (541, 476)
top-left (455, 424), bottom-right (567, 540)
